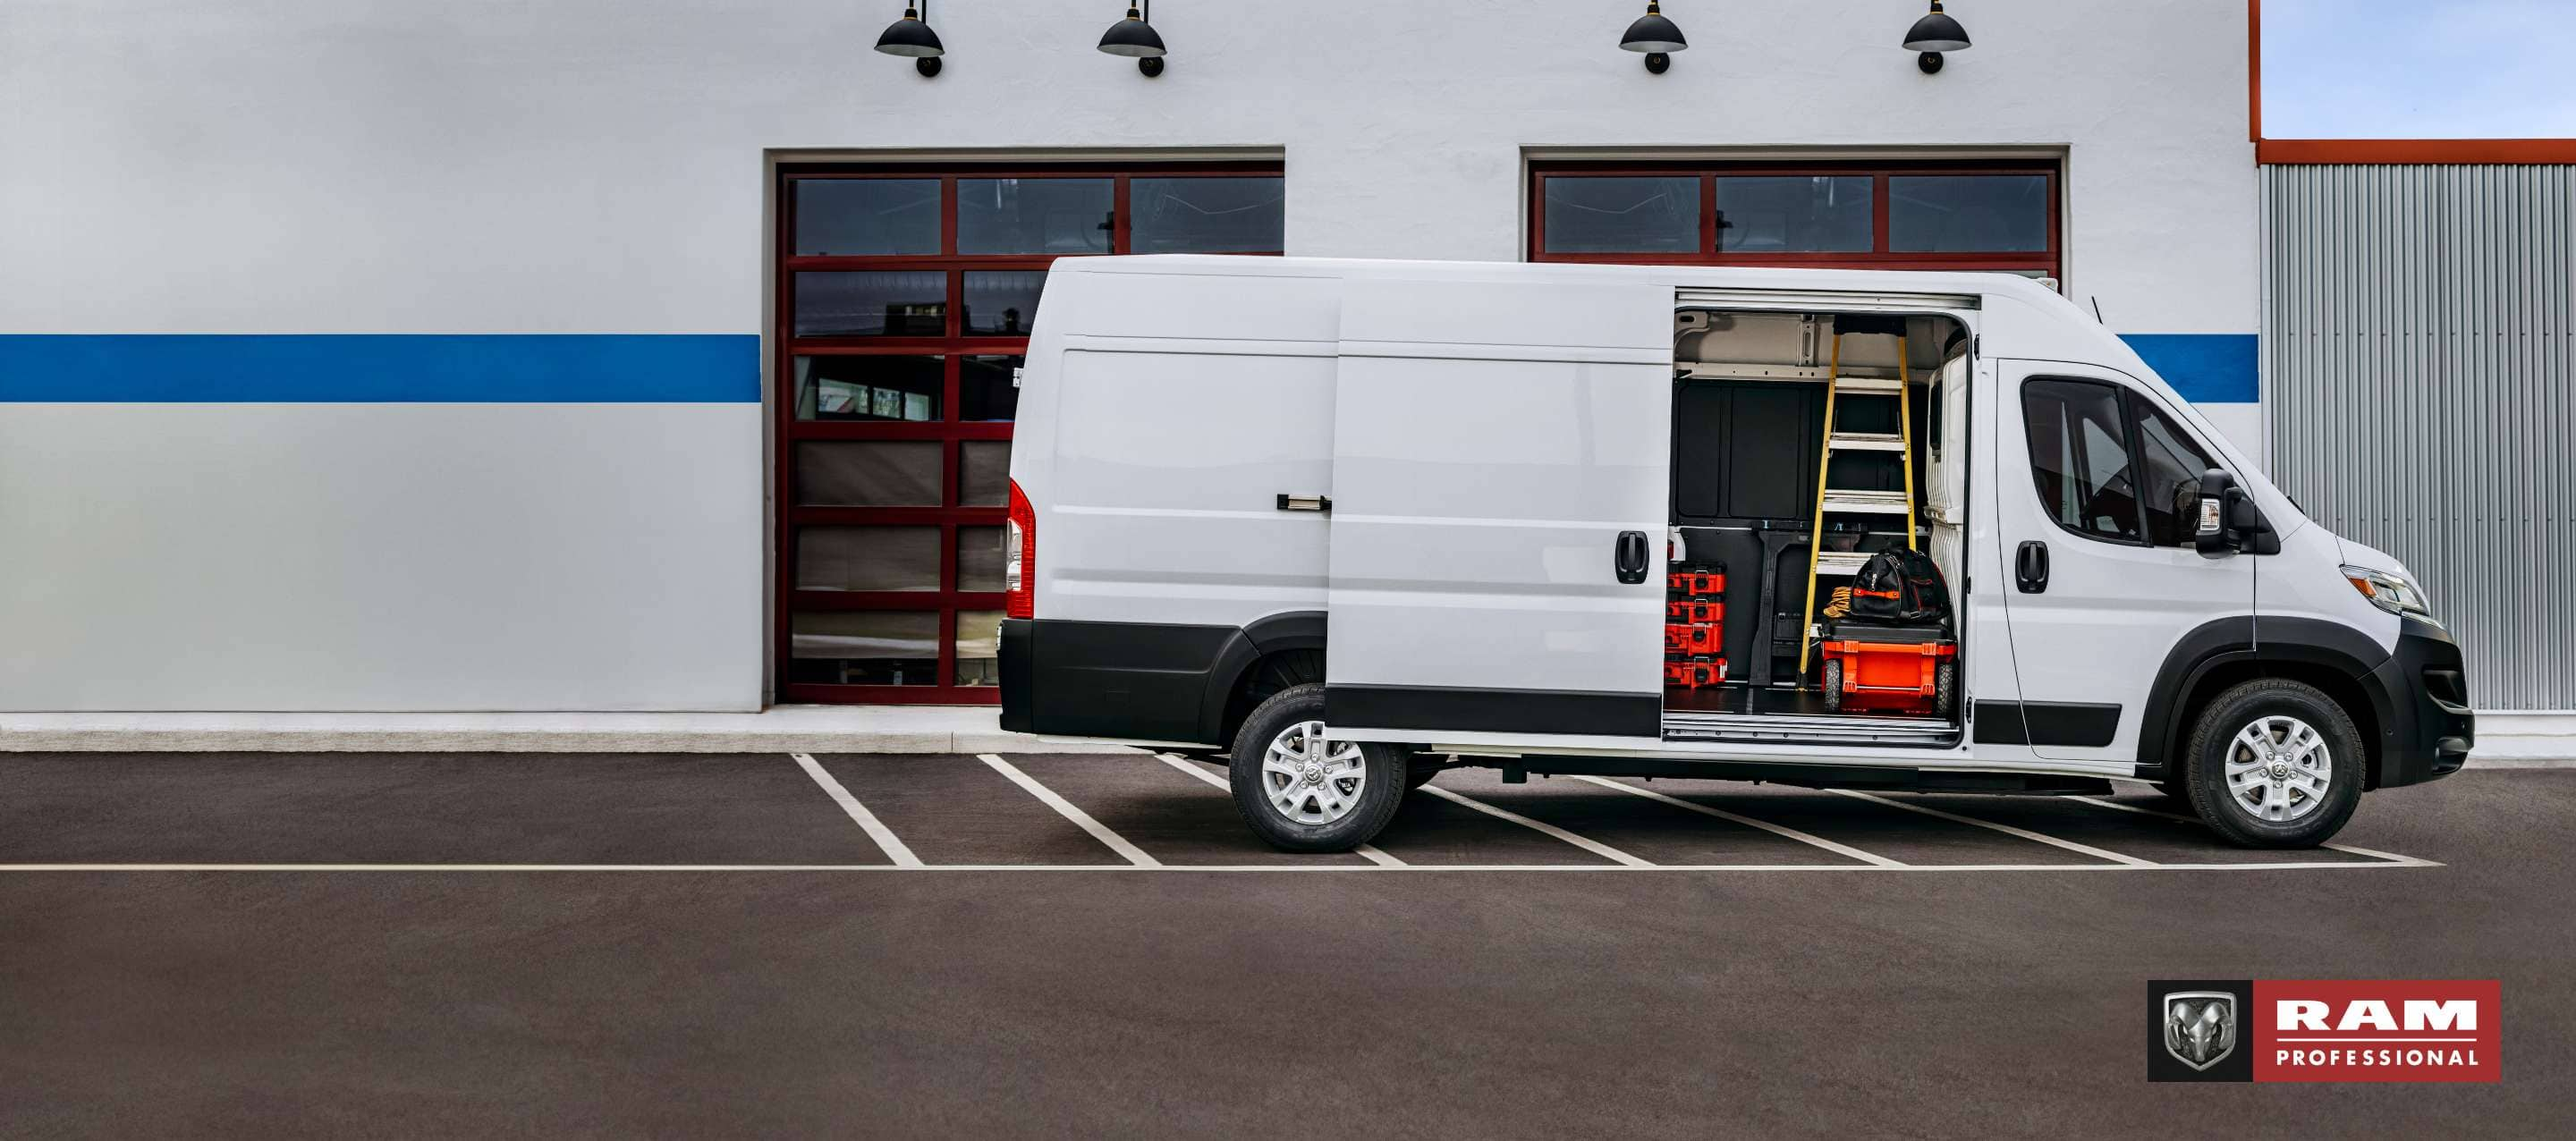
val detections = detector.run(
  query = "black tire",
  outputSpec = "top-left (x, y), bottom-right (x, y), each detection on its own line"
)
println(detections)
top-left (2182, 679), bottom-right (2365, 849)
top-left (1933, 661), bottom-right (1958, 717)
top-left (1822, 659), bottom-right (1843, 712)
top-left (1404, 756), bottom-right (1445, 790)
top-left (1227, 682), bottom-right (1405, 853)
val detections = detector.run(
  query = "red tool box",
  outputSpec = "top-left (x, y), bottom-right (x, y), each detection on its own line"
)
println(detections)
top-left (1665, 600), bottom-right (1724, 623)
top-left (1665, 622), bottom-right (1722, 655)
top-left (1817, 623), bottom-right (1957, 715)
top-left (1665, 561), bottom-right (1727, 691)
top-left (1667, 571), bottom-right (1725, 596)
top-left (1665, 658), bottom-right (1727, 689)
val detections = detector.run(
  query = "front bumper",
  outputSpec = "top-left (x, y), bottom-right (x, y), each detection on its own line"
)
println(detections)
top-left (2364, 616), bottom-right (2474, 788)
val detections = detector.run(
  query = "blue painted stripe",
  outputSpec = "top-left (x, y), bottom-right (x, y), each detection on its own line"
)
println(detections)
top-left (2120, 334), bottom-right (2258, 404)
top-left (0, 334), bottom-right (760, 402)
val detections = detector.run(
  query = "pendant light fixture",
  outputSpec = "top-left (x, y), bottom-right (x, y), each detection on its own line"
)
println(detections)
top-left (874, 1), bottom-right (945, 77)
top-left (1902, 1), bottom-right (1970, 74)
top-left (1618, 1), bottom-right (1687, 74)
top-left (1098, 3), bottom-right (1168, 77)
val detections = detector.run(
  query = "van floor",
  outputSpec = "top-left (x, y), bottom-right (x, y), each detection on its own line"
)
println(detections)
top-left (1664, 683), bottom-right (1947, 723)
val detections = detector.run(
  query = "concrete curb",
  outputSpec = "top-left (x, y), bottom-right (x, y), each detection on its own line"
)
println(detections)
top-left (0, 731), bottom-right (1142, 755)
top-left (0, 709), bottom-right (1141, 754)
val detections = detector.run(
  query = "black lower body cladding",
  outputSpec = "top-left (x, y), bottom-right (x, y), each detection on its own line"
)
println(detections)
top-left (2368, 617), bottom-right (2474, 787)
top-left (998, 617), bottom-right (1241, 743)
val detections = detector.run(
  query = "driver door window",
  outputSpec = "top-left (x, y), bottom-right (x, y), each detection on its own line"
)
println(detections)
top-left (2131, 400), bottom-right (2218, 546)
top-left (2022, 378), bottom-right (2141, 543)
top-left (2021, 378), bottom-right (2222, 549)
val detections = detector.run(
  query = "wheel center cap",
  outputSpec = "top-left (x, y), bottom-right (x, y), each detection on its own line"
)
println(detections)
top-left (1301, 761), bottom-right (1324, 785)
top-left (2269, 761), bottom-right (2290, 779)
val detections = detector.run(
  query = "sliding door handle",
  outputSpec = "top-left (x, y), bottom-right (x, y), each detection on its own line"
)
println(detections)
top-left (1615, 530), bottom-right (1651, 585)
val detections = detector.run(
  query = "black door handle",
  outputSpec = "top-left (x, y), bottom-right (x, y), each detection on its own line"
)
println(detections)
top-left (2015, 540), bottom-right (2050, 594)
top-left (1615, 531), bottom-right (1650, 585)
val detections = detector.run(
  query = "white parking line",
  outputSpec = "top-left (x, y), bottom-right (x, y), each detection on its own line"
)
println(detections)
top-left (1829, 789), bottom-right (2157, 866)
top-left (1572, 776), bottom-right (1906, 867)
top-left (2069, 793), bottom-right (2439, 867)
top-left (1419, 786), bottom-right (1656, 867)
top-left (978, 754), bottom-right (1160, 867)
top-left (1152, 754), bottom-right (1405, 867)
top-left (789, 753), bottom-right (923, 867)
top-left (0, 861), bottom-right (2428, 873)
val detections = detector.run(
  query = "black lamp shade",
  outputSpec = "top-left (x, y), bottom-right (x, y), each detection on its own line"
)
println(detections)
top-left (1902, 4), bottom-right (1970, 53)
top-left (1098, 8), bottom-right (1166, 58)
top-left (1620, 7), bottom-right (1687, 54)
top-left (875, 8), bottom-right (944, 57)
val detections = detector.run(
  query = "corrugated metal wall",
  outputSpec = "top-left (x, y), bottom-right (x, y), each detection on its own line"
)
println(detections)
top-left (2262, 164), bottom-right (2575, 710)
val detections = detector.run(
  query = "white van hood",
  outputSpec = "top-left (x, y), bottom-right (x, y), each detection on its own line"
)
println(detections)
top-left (2334, 534), bottom-right (2413, 581)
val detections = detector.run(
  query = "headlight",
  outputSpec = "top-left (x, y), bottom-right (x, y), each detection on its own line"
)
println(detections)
top-left (2343, 564), bottom-right (2436, 624)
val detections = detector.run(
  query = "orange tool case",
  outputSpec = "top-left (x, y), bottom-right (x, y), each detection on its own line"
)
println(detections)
top-left (1818, 623), bottom-right (1956, 715)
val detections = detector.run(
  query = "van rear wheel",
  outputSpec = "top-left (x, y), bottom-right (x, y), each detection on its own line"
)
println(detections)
top-left (1228, 682), bottom-right (1405, 852)
top-left (2182, 679), bottom-right (2364, 849)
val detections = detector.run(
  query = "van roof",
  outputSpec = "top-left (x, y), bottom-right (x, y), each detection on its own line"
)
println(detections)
top-left (1048, 253), bottom-right (2073, 309)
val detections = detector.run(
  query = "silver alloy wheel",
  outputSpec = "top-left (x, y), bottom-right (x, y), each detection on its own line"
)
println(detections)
top-left (2222, 714), bottom-right (2332, 823)
top-left (1260, 720), bottom-right (1367, 825)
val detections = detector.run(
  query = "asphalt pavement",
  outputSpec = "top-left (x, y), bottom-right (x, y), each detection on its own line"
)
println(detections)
top-left (1, 751), bottom-right (2564, 1138)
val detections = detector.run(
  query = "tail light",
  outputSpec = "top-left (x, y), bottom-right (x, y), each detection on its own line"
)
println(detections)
top-left (1004, 478), bottom-right (1036, 619)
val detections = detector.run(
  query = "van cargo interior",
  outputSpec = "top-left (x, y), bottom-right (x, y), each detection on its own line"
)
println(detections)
top-left (1665, 308), bottom-right (1970, 744)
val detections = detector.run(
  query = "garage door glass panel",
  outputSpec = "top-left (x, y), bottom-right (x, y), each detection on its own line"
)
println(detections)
top-left (792, 272), bottom-right (947, 337)
top-left (790, 611), bottom-right (938, 685)
top-left (961, 355), bottom-right (1022, 421)
top-left (797, 526), bottom-right (941, 592)
top-left (1716, 175), bottom-right (1872, 252)
top-left (957, 179), bottom-right (1114, 255)
top-left (962, 272), bottom-right (1046, 335)
top-left (1131, 177), bottom-right (1286, 253)
top-left (953, 609), bottom-right (1004, 686)
top-left (957, 526), bottom-right (1006, 591)
top-left (1889, 174), bottom-right (2050, 252)
top-left (795, 179), bottom-right (939, 256)
top-left (960, 440), bottom-right (1011, 506)
top-left (794, 441), bottom-right (942, 506)
top-left (781, 164), bottom-right (1284, 703)
top-left (795, 355), bottom-right (942, 421)
top-left (1543, 177), bottom-right (1699, 253)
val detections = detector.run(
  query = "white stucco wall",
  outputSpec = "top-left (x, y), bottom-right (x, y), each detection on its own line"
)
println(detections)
top-left (0, 0), bottom-right (2257, 711)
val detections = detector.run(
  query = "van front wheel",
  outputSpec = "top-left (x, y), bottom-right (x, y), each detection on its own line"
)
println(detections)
top-left (1228, 682), bottom-right (1405, 852)
top-left (2182, 680), bottom-right (2364, 849)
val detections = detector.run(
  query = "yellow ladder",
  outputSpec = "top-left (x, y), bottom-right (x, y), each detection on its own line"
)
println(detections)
top-left (1796, 325), bottom-right (1918, 677)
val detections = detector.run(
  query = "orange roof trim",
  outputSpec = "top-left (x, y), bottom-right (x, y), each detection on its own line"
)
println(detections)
top-left (2257, 139), bottom-right (2576, 165)
top-left (2249, 2), bottom-right (2576, 165)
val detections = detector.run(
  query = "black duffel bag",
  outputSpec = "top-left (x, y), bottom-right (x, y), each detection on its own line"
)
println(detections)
top-left (1845, 547), bottom-right (1953, 628)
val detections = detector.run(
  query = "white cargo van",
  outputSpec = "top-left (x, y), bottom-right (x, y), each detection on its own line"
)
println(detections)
top-left (996, 256), bottom-right (2471, 851)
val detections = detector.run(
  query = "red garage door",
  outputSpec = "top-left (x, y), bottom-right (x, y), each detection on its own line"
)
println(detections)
top-left (776, 163), bottom-right (1285, 704)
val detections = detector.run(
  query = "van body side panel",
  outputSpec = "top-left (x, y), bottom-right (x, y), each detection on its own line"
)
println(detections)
top-left (1004, 266), bottom-right (1341, 741)
top-left (1324, 277), bottom-right (1672, 743)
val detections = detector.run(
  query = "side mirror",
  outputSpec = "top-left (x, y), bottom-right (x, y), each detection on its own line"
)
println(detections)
top-left (2195, 468), bottom-right (2276, 557)
top-left (2195, 469), bottom-right (2239, 556)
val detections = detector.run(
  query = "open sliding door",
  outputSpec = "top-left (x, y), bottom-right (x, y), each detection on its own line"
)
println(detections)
top-left (1325, 275), bottom-right (1673, 746)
